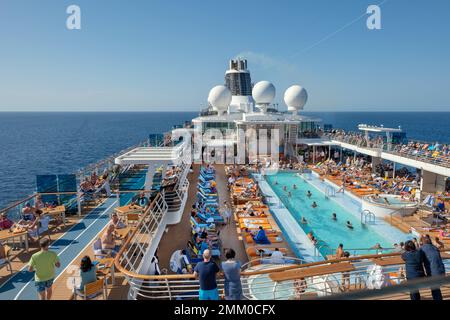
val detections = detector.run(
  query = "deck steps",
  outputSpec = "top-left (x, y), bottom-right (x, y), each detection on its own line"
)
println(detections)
top-left (383, 215), bottom-right (411, 234)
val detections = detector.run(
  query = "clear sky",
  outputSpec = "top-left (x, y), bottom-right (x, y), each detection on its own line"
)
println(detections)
top-left (0, 0), bottom-right (449, 112)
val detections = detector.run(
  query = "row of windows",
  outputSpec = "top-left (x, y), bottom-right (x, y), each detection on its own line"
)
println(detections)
top-left (225, 73), bottom-right (252, 96)
top-left (202, 122), bottom-right (236, 134)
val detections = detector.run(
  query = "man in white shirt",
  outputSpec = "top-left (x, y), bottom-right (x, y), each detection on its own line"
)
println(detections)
top-left (269, 248), bottom-right (285, 264)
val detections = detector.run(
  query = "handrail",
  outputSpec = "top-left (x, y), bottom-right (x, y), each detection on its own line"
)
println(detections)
top-left (115, 248), bottom-right (411, 281)
top-left (114, 192), bottom-right (164, 272)
top-left (314, 274), bottom-right (450, 300)
top-left (0, 194), bottom-right (37, 214)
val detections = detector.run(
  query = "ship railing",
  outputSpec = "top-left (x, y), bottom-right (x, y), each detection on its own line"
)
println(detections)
top-left (115, 193), bottom-right (168, 275)
top-left (76, 140), bottom-right (148, 179)
top-left (315, 273), bottom-right (450, 300)
top-left (327, 247), bottom-right (396, 257)
top-left (382, 148), bottom-right (450, 169)
top-left (275, 259), bottom-right (450, 300)
top-left (115, 244), bottom-right (450, 300)
top-left (328, 135), bottom-right (384, 152)
top-left (244, 252), bottom-right (450, 300)
top-left (0, 140), bottom-right (150, 218)
top-left (326, 132), bottom-right (450, 169)
top-left (163, 160), bottom-right (190, 213)
top-left (118, 256), bottom-right (306, 300)
top-left (169, 144), bottom-right (192, 212)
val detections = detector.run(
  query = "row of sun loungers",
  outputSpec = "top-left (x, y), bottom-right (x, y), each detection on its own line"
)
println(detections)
top-left (226, 167), bottom-right (293, 264)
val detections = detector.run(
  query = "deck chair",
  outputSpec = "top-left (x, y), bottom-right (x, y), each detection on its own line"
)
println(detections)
top-left (126, 213), bottom-right (140, 227)
top-left (0, 245), bottom-right (13, 274)
top-left (73, 278), bottom-right (107, 300)
top-left (92, 238), bottom-right (111, 260)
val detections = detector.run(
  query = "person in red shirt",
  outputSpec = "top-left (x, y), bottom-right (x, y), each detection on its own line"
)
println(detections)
top-left (0, 212), bottom-right (14, 230)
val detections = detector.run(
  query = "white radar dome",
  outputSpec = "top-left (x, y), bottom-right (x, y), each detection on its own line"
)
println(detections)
top-left (252, 81), bottom-right (276, 105)
top-left (284, 85), bottom-right (308, 112)
top-left (208, 85), bottom-right (232, 112)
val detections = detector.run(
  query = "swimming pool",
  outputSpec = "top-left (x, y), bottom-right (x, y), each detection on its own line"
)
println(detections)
top-left (265, 172), bottom-right (409, 257)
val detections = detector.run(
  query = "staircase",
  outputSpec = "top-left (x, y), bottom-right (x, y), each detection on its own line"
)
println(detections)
top-left (284, 124), bottom-right (299, 161)
top-left (288, 124), bottom-right (298, 144)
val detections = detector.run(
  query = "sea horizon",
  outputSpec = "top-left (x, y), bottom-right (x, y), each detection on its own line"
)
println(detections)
top-left (1, 110), bottom-right (449, 113)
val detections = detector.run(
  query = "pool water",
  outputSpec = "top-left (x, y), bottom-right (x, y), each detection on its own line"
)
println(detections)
top-left (265, 172), bottom-right (394, 256)
top-left (370, 195), bottom-right (416, 206)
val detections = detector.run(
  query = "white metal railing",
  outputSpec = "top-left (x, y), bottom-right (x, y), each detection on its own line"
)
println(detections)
top-left (270, 259), bottom-right (450, 300)
top-left (117, 256), bottom-right (306, 300)
top-left (113, 251), bottom-right (450, 300)
top-left (116, 193), bottom-right (168, 274)
top-left (325, 132), bottom-right (450, 169)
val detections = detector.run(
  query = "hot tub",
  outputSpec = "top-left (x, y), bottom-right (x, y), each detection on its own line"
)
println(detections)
top-left (362, 194), bottom-right (418, 218)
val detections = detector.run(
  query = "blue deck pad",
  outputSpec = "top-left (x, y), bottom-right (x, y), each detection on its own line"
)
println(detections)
top-left (0, 167), bottom-right (147, 300)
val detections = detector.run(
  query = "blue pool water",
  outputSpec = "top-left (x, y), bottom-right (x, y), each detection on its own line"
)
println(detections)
top-left (266, 172), bottom-right (397, 255)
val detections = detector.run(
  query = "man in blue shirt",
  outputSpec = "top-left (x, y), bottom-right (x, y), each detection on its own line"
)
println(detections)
top-left (420, 235), bottom-right (445, 300)
top-left (133, 192), bottom-right (149, 208)
top-left (194, 249), bottom-right (220, 300)
top-left (436, 200), bottom-right (446, 213)
top-left (253, 226), bottom-right (270, 244)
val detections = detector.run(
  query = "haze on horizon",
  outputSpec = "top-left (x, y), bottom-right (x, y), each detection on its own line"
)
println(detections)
top-left (0, 0), bottom-right (449, 112)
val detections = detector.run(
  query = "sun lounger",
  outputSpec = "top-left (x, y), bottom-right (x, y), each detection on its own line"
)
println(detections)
top-left (245, 234), bottom-right (282, 244)
top-left (246, 247), bottom-right (288, 257)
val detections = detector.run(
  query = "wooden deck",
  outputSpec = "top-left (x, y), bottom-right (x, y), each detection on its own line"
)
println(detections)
top-left (0, 213), bottom-right (86, 287)
top-left (5, 164), bottom-right (448, 300)
top-left (157, 164), bottom-right (248, 270)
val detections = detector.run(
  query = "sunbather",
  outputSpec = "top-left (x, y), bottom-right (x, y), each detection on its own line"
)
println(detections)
top-left (0, 212), bottom-right (14, 230)
top-left (253, 226), bottom-right (270, 244)
top-left (110, 213), bottom-right (126, 229)
top-left (101, 224), bottom-right (118, 255)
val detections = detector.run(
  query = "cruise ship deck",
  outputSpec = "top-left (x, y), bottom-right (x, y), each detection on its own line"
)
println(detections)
top-left (1, 157), bottom-right (450, 300)
top-left (1, 58), bottom-right (449, 301)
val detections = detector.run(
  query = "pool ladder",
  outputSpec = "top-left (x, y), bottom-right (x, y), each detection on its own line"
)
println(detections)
top-left (361, 209), bottom-right (376, 225)
top-left (315, 240), bottom-right (332, 257)
top-left (325, 186), bottom-right (336, 198)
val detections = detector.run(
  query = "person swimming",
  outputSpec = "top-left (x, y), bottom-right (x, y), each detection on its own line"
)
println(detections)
top-left (311, 202), bottom-right (318, 208)
top-left (371, 243), bottom-right (382, 250)
top-left (283, 186), bottom-right (287, 192)
top-left (307, 191), bottom-right (312, 198)
top-left (300, 217), bottom-right (307, 224)
top-left (307, 232), bottom-right (317, 245)
top-left (346, 221), bottom-right (353, 229)
top-left (288, 191), bottom-right (292, 198)
top-left (293, 184), bottom-right (297, 190)
top-left (332, 213), bottom-right (337, 221)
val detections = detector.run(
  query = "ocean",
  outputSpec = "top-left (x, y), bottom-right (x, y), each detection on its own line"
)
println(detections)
top-left (0, 111), bottom-right (448, 208)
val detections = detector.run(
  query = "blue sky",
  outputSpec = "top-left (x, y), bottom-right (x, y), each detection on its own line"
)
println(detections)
top-left (0, 0), bottom-right (449, 112)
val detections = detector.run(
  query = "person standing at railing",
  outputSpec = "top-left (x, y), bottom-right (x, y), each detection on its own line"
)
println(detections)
top-left (193, 249), bottom-right (220, 300)
top-left (420, 235), bottom-right (445, 300)
top-left (401, 240), bottom-right (426, 300)
top-left (221, 249), bottom-right (242, 300)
